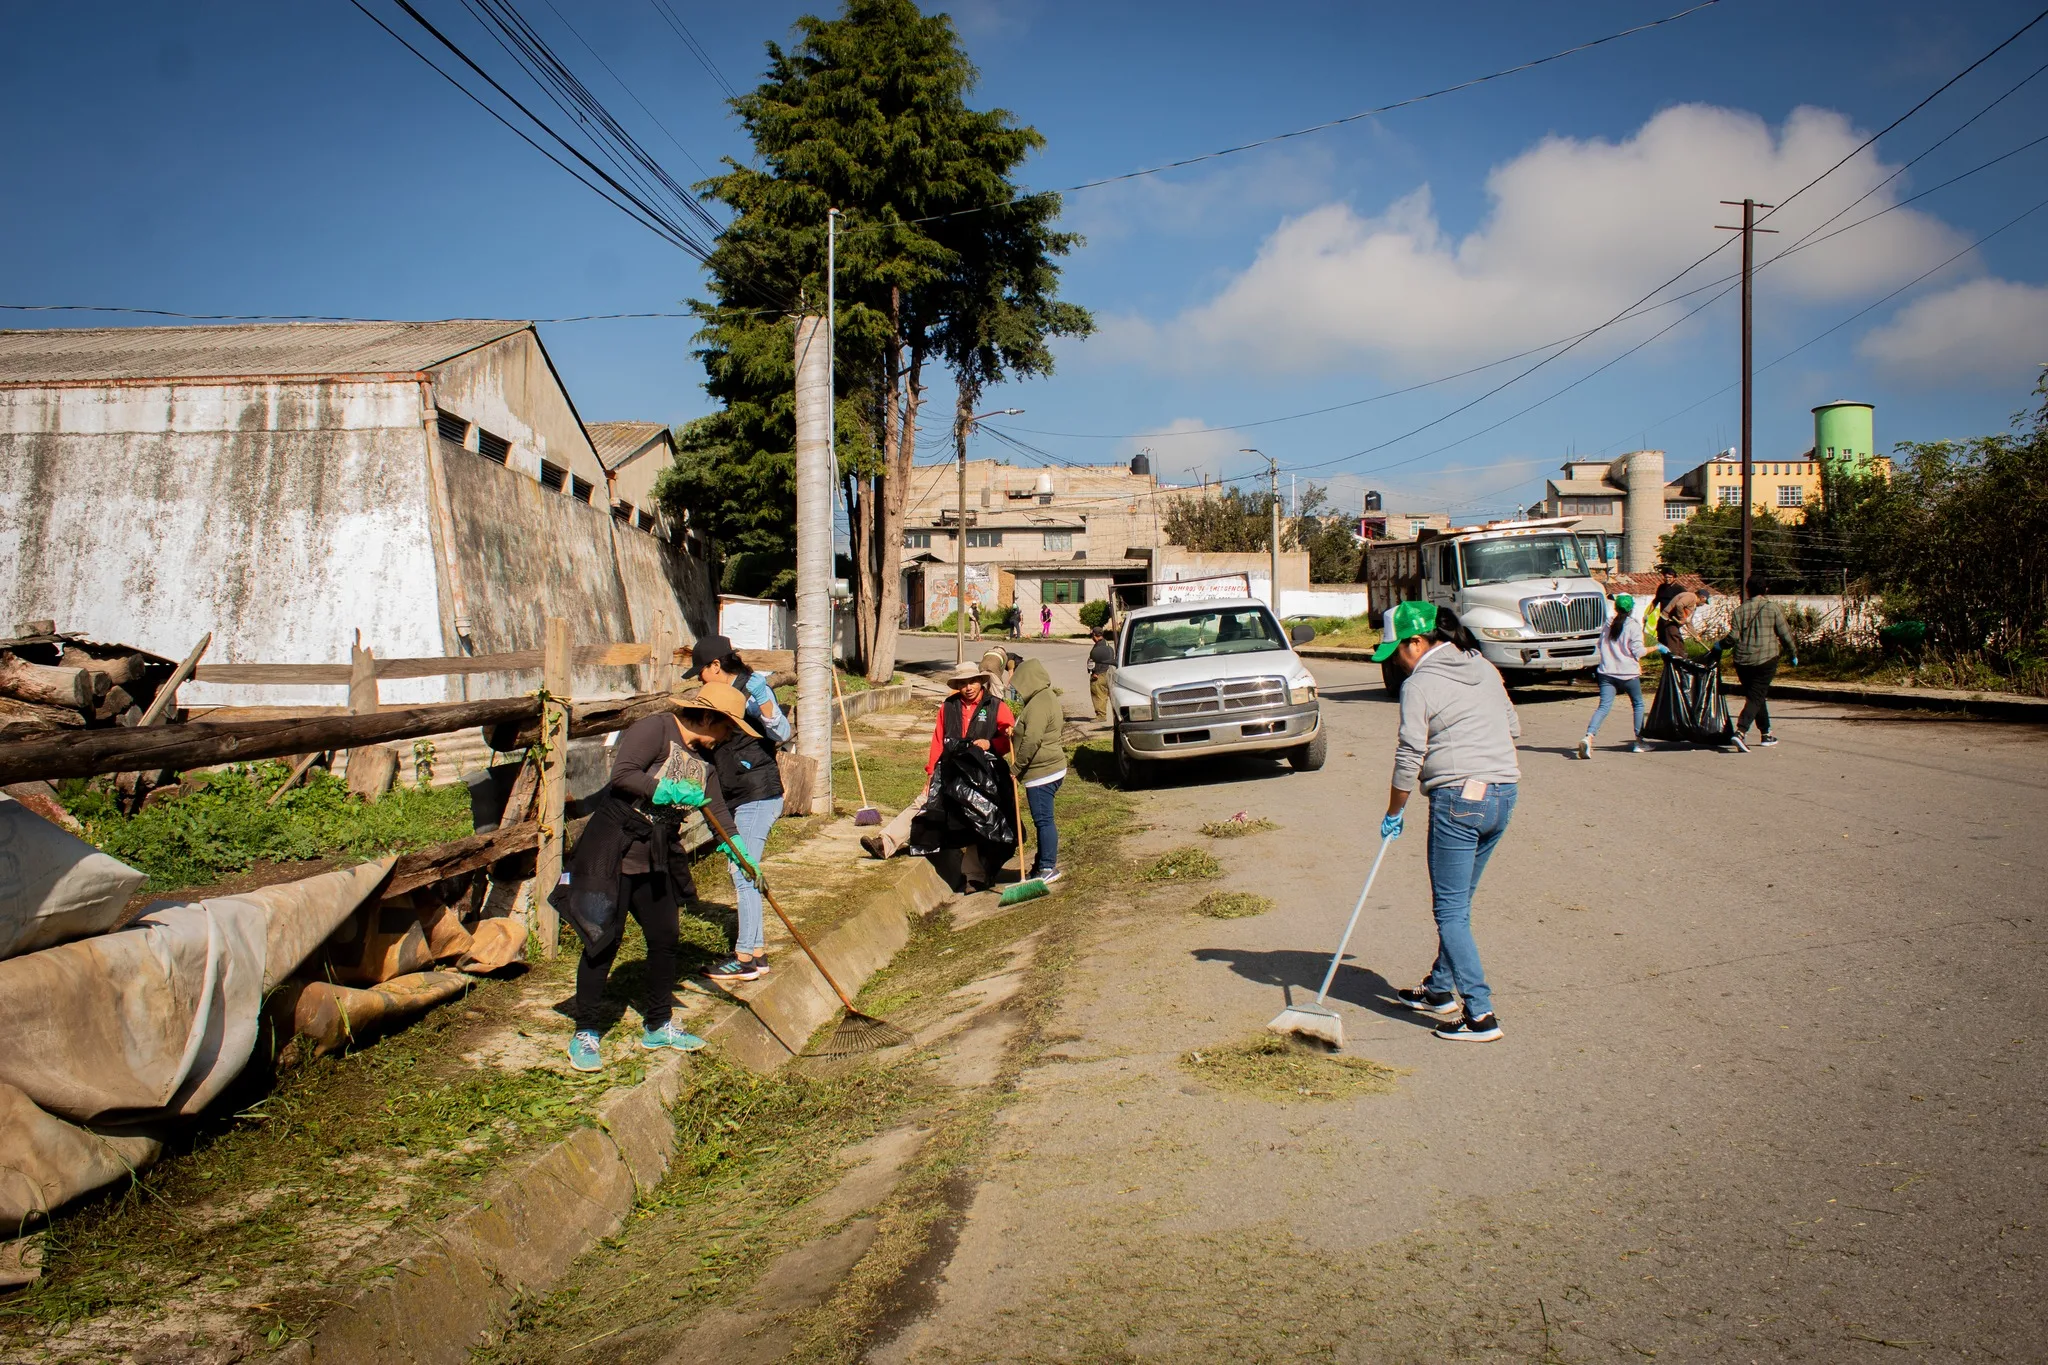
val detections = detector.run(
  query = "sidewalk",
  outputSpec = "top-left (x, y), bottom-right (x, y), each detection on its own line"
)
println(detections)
top-left (1764, 674), bottom-right (2048, 722)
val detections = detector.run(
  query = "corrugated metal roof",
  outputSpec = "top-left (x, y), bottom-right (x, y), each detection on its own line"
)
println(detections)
top-left (586, 420), bottom-right (671, 470)
top-left (0, 320), bottom-right (529, 383)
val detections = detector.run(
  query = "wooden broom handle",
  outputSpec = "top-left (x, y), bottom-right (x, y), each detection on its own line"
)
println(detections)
top-left (829, 667), bottom-right (872, 809)
top-left (697, 803), bottom-right (858, 1012)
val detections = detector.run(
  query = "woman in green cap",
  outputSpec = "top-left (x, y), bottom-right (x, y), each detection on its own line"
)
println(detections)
top-left (1579, 593), bottom-right (1647, 758)
top-left (1371, 600), bottom-right (1519, 1043)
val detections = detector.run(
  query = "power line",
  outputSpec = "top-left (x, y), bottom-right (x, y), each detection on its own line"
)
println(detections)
top-left (0, 304), bottom-right (754, 323)
top-left (649, 0), bottom-right (739, 102)
top-left (538, 0), bottom-right (715, 179)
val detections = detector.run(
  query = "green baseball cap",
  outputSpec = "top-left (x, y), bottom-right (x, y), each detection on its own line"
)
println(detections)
top-left (1371, 600), bottom-right (1439, 662)
top-left (1615, 593), bottom-right (1635, 613)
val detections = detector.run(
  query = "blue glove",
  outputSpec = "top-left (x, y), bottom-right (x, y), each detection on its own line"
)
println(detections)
top-left (1656, 644), bottom-right (1672, 657)
top-left (1791, 656), bottom-right (1799, 667)
top-left (653, 778), bottom-right (707, 808)
top-left (718, 838), bottom-right (760, 876)
top-left (1380, 811), bottom-right (1404, 840)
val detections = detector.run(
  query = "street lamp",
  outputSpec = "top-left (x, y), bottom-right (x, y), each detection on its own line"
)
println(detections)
top-left (1242, 447), bottom-right (1280, 613)
top-left (956, 407), bottom-right (1024, 663)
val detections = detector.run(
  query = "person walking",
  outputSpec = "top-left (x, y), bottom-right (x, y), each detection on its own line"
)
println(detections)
top-left (1009, 657), bottom-right (1066, 884)
top-left (1086, 627), bottom-right (1115, 721)
top-left (1579, 594), bottom-right (1646, 758)
top-left (1370, 600), bottom-right (1520, 1043)
top-left (1720, 576), bottom-right (1798, 748)
top-left (969, 601), bottom-right (982, 641)
top-left (1039, 603), bottom-right (1053, 638)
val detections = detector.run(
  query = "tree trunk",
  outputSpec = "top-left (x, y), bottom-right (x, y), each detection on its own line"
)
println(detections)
top-left (867, 290), bottom-right (915, 684)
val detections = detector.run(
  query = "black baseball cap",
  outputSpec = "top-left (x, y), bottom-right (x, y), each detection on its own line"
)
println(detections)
top-left (685, 634), bottom-right (733, 679)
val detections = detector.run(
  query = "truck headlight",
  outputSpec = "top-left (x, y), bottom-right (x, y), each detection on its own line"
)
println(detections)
top-left (1288, 679), bottom-right (1316, 704)
top-left (1117, 695), bottom-right (1153, 722)
top-left (1478, 627), bottom-right (1529, 641)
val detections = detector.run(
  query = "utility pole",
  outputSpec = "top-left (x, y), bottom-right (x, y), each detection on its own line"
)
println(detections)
top-left (954, 407), bottom-right (1023, 662)
top-left (1243, 447), bottom-right (1279, 613)
top-left (794, 313), bottom-right (834, 815)
top-left (1720, 198), bottom-right (1775, 601)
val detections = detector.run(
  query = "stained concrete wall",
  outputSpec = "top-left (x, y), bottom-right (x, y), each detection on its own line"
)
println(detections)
top-left (427, 332), bottom-right (607, 492)
top-left (0, 378), bottom-right (448, 706)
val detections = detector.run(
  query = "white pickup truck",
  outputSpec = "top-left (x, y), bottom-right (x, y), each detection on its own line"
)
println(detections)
top-left (1363, 516), bottom-right (1609, 693)
top-left (1108, 597), bottom-right (1323, 787)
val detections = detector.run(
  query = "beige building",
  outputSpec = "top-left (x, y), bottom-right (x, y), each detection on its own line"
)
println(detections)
top-left (1361, 509), bottom-right (1451, 541)
top-left (586, 421), bottom-right (679, 542)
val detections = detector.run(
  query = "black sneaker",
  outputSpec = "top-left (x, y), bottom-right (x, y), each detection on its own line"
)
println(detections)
top-left (1434, 1011), bottom-right (1503, 1042)
top-left (1396, 985), bottom-right (1462, 1019)
top-left (1759, 733), bottom-right (1780, 747)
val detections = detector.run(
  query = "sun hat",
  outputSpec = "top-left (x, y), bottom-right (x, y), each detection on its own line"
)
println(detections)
top-left (944, 661), bottom-right (995, 688)
top-left (1615, 593), bottom-right (1635, 613)
top-left (683, 634), bottom-right (735, 680)
top-left (1370, 600), bottom-right (1440, 662)
top-left (677, 679), bottom-right (761, 737)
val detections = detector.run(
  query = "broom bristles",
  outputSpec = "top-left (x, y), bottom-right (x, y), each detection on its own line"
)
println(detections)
top-left (809, 1011), bottom-right (914, 1057)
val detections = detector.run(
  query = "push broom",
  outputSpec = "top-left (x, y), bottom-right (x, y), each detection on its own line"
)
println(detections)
top-left (831, 669), bottom-right (882, 826)
top-left (1267, 832), bottom-right (1396, 1050)
top-left (697, 805), bottom-right (911, 1056)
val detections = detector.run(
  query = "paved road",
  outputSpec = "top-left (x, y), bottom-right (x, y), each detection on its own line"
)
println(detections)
top-left (873, 654), bottom-right (2048, 1362)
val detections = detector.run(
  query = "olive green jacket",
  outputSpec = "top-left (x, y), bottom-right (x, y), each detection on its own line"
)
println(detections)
top-left (1008, 658), bottom-right (1067, 786)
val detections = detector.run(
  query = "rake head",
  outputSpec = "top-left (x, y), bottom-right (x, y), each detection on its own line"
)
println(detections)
top-left (808, 1009), bottom-right (915, 1057)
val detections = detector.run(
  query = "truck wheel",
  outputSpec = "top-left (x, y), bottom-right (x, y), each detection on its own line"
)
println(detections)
top-left (1380, 661), bottom-right (1404, 699)
top-left (1113, 725), bottom-right (1149, 789)
top-left (1288, 727), bottom-right (1328, 772)
top-left (1498, 668), bottom-right (1538, 691)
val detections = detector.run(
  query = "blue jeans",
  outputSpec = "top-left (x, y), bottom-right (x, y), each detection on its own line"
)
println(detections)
top-left (727, 796), bottom-right (782, 956)
top-left (1587, 672), bottom-right (1644, 738)
top-left (1024, 777), bottom-right (1062, 876)
top-left (1423, 781), bottom-right (1517, 1019)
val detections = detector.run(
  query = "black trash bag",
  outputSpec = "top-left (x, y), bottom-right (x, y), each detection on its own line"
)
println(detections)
top-left (1643, 647), bottom-right (1734, 745)
top-left (933, 740), bottom-right (1018, 847)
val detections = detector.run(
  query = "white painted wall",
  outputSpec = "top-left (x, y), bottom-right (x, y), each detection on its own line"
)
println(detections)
top-left (719, 596), bottom-right (792, 650)
top-left (1280, 587), bottom-right (1371, 619)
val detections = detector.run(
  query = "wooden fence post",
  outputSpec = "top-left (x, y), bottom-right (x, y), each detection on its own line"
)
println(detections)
top-left (343, 635), bottom-right (398, 799)
top-left (534, 617), bottom-right (571, 958)
top-left (649, 615), bottom-right (674, 695)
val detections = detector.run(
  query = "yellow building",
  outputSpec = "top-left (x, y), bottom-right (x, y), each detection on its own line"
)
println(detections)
top-left (1671, 451), bottom-right (1823, 524)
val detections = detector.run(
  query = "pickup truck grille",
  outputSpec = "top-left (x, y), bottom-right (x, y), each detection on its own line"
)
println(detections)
top-left (1154, 676), bottom-right (1290, 719)
top-left (1519, 593), bottom-right (1606, 635)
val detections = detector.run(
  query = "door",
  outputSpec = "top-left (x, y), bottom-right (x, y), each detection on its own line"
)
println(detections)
top-left (1427, 544), bottom-right (1459, 605)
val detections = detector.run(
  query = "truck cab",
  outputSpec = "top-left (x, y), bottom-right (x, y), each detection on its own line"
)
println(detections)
top-left (1370, 517), bottom-right (1609, 692)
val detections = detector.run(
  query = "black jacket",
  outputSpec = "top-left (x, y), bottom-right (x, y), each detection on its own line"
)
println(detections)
top-left (695, 729), bottom-right (784, 831)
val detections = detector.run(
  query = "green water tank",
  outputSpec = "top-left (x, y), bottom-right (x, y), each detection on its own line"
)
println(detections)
top-left (1812, 401), bottom-right (1874, 471)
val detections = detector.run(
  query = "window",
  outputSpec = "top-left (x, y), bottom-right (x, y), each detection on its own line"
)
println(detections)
top-left (636, 510), bottom-right (657, 532)
top-left (1042, 530), bottom-right (1074, 552)
top-left (904, 530), bottom-right (931, 549)
top-left (1123, 606), bottom-right (1286, 665)
top-left (1043, 578), bottom-right (1083, 604)
top-left (612, 500), bottom-right (635, 523)
top-left (1436, 545), bottom-right (1459, 586)
top-left (1408, 519), bottom-right (1429, 536)
top-left (1778, 485), bottom-right (1804, 508)
top-left (1459, 534), bottom-right (1587, 587)
top-left (435, 411), bottom-right (470, 445)
top-left (569, 475), bottom-right (595, 503)
top-left (477, 428), bottom-right (511, 465)
top-left (1718, 485), bottom-right (1741, 507)
top-left (539, 460), bottom-right (566, 491)
top-left (1665, 502), bottom-right (1689, 521)
top-left (966, 529), bottom-right (1003, 548)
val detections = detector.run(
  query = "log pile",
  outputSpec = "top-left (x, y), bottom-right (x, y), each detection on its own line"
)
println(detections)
top-left (0, 629), bottom-right (178, 741)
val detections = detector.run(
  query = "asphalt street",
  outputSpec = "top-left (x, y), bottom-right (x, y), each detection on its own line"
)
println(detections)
top-left (870, 646), bottom-right (2048, 1362)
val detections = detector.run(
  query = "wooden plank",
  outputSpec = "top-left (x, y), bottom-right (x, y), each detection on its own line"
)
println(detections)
top-left (384, 821), bottom-right (542, 899)
top-left (193, 641), bottom-right (654, 686)
top-left (138, 633), bottom-right (210, 727)
top-left (0, 695), bottom-right (536, 788)
top-left (683, 643), bottom-right (793, 676)
top-left (534, 618), bottom-right (570, 958)
top-left (482, 690), bottom-right (684, 753)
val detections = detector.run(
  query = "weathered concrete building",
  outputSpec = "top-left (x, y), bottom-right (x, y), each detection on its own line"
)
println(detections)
top-left (0, 321), bottom-right (712, 706)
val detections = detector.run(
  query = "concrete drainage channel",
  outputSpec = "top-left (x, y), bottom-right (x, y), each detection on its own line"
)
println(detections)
top-left (271, 856), bottom-right (953, 1365)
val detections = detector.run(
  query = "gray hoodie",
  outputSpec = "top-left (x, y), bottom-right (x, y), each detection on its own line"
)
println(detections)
top-left (1392, 643), bottom-right (1522, 794)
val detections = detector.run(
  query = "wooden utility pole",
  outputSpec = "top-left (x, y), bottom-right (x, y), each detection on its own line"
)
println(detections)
top-left (1720, 198), bottom-right (1775, 600)
top-left (535, 617), bottom-right (570, 956)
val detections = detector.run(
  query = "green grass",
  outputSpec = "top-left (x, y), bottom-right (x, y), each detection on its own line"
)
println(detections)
top-left (1180, 1034), bottom-right (1400, 1100)
top-left (1190, 891), bottom-right (1273, 919)
top-left (1199, 816), bottom-right (1278, 839)
top-left (832, 733), bottom-right (932, 815)
top-left (1142, 846), bottom-right (1222, 881)
top-left (59, 760), bottom-right (473, 894)
top-left (1291, 612), bottom-right (1379, 649)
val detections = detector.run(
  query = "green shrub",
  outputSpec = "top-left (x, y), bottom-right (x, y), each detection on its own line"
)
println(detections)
top-left (1078, 599), bottom-right (1111, 629)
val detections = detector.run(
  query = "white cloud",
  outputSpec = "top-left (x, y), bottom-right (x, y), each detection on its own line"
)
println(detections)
top-left (1120, 417), bottom-right (1253, 486)
top-left (1857, 277), bottom-right (2048, 389)
top-left (1064, 146), bottom-right (1338, 246)
top-left (1107, 103), bottom-right (1969, 376)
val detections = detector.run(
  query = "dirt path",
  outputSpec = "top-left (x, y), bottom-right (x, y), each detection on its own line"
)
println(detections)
top-left (867, 661), bottom-right (2048, 1362)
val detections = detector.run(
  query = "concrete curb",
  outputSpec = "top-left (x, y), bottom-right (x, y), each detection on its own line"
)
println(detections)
top-left (835, 681), bottom-right (914, 725)
top-left (1764, 677), bottom-right (2048, 722)
top-left (269, 855), bottom-right (951, 1365)
top-left (1297, 645), bottom-right (1378, 662)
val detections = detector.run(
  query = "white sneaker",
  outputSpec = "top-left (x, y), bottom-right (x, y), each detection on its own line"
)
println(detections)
top-left (1728, 732), bottom-right (1750, 753)
top-left (1630, 741), bottom-right (1645, 753)
top-left (1576, 735), bottom-right (1593, 760)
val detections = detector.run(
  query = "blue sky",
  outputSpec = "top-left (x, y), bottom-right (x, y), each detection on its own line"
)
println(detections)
top-left (5, 0), bottom-right (2046, 520)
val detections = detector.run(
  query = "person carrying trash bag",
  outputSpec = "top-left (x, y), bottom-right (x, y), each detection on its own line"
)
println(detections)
top-left (1371, 600), bottom-right (1520, 1043)
top-left (671, 680), bottom-right (785, 983)
top-left (554, 701), bottom-right (722, 1071)
top-left (908, 661), bottom-right (1018, 892)
top-left (1578, 593), bottom-right (1647, 758)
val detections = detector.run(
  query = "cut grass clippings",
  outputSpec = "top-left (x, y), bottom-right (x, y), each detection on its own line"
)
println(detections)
top-left (1190, 891), bottom-right (1274, 919)
top-left (1180, 1035), bottom-right (1400, 1101)
top-left (1142, 846), bottom-right (1222, 881)
top-left (1199, 816), bottom-right (1278, 839)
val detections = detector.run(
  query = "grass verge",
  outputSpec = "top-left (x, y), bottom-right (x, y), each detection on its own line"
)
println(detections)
top-left (1179, 1035), bottom-right (1400, 1101)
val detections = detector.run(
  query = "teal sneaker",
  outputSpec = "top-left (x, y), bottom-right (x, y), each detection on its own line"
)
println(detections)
top-left (641, 1022), bottom-right (707, 1052)
top-left (567, 1030), bottom-right (604, 1072)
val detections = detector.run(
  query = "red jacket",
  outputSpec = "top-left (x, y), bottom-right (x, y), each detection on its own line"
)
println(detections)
top-left (926, 693), bottom-right (1015, 774)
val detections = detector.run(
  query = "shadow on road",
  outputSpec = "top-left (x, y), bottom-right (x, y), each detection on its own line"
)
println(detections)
top-left (1191, 947), bottom-right (1435, 1027)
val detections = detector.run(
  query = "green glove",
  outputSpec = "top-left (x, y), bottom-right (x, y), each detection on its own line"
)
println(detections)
top-left (653, 778), bottom-right (707, 808)
top-left (718, 838), bottom-right (760, 876)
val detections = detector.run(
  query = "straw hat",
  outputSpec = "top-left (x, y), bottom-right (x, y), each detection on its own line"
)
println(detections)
top-left (677, 679), bottom-right (762, 737)
top-left (943, 661), bottom-right (995, 688)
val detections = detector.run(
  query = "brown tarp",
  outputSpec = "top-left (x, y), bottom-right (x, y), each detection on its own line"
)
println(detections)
top-left (269, 970), bottom-right (476, 1056)
top-left (0, 793), bottom-right (145, 961)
